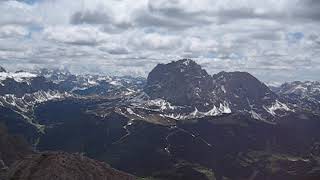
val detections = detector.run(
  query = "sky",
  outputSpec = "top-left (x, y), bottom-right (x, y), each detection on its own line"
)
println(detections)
top-left (0, 0), bottom-right (320, 84)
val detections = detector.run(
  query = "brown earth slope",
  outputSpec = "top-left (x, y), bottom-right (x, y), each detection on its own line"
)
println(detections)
top-left (0, 123), bottom-right (135, 180)
top-left (6, 151), bottom-right (136, 180)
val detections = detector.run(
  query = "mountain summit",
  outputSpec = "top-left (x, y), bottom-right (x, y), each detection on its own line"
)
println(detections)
top-left (0, 66), bottom-right (6, 72)
top-left (145, 59), bottom-right (292, 121)
top-left (145, 59), bottom-right (214, 107)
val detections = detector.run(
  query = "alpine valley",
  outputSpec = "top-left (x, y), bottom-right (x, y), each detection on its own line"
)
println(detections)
top-left (1, 59), bottom-right (320, 180)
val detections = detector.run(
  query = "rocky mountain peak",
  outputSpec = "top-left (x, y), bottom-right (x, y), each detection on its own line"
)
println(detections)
top-left (213, 71), bottom-right (278, 105)
top-left (145, 59), bottom-right (288, 120)
top-left (149, 59), bottom-right (209, 78)
top-left (0, 66), bottom-right (6, 73)
top-left (277, 81), bottom-right (320, 96)
top-left (169, 59), bottom-right (203, 70)
top-left (145, 59), bottom-right (214, 106)
top-left (273, 81), bottom-right (320, 114)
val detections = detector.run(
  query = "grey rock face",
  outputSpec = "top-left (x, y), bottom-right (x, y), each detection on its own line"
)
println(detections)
top-left (0, 67), bottom-right (5, 73)
top-left (145, 59), bottom-right (279, 116)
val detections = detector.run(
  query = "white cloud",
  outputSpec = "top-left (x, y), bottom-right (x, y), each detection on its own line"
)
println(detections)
top-left (0, 0), bottom-right (319, 83)
top-left (0, 25), bottom-right (29, 38)
top-left (43, 25), bottom-right (109, 46)
top-left (0, 1), bottom-right (41, 26)
top-left (130, 32), bottom-right (182, 50)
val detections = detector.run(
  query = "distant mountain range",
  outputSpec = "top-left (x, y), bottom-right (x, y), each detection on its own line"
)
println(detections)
top-left (1, 61), bottom-right (320, 180)
top-left (272, 81), bottom-right (320, 114)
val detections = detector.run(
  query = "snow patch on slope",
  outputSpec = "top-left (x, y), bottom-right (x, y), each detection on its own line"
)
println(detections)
top-left (0, 90), bottom-right (71, 112)
top-left (146, 98), bottom-right (177, 111)
top-left (249, 110), bottom-right (276, 125)
top-left (165, 101), bottom-right (231, 120)
top-left (0, 72), bottom-right (37, 85)
top-left (264, 100), bottom-right (294, 116)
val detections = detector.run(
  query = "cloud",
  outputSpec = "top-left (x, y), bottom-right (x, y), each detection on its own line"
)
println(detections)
top-left (216, 7), bottom-right (284, 24)
top-left (134, 0), bottom-right (214, 29)
top-left (0, 0), bottom-right (320, 83)
top-left (249, 31), bottom-right (284, 41)
top-left (129, 32), bottom-right (182, 50)
top-left (98, 44), bottom-right (129, 55)
top-left (70, 9), bottom-right (132, 33)
top-left (0, 25), bottom-right (29, 38)
top-left (71, 10), bottom-right (112, 25)
top-left (0, 0), bottom-right (41, 26)
top-left (43, 25), bottom-right (109, 46)
top-left (293, 0), bottom-right (320, 21)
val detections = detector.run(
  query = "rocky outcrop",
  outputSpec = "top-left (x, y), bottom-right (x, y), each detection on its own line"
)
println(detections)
top-left (212, 71), bottom-right (279, 116)
top-left (0, 124), bottom-right (33, 166)
top-left (0, 123), bottom-right (34, 180)
top-left (145, 59), bottom-right (285, 120)
top-left (0, 124), bottom-right (135, 180)
top-left (0, 67), bottom-right (5, 73)
top-left (6, 152), bottom-right (136, 180)
top-left (145, 59), bottom-right (214, 107)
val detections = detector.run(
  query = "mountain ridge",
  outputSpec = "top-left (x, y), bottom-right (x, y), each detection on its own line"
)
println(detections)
top-left (1, 61), bottom-right (320, 180)
top-left (145, 59), bottom-right (292, 122)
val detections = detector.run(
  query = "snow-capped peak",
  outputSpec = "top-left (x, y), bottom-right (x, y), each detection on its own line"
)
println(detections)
top-left (0, 71), bottom-right (37, 84)
top-left (277, 81), bottom-right (320, 96)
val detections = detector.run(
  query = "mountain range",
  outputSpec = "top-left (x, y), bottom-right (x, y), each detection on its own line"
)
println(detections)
top-left (1, 60), bottom-right (320, 180)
